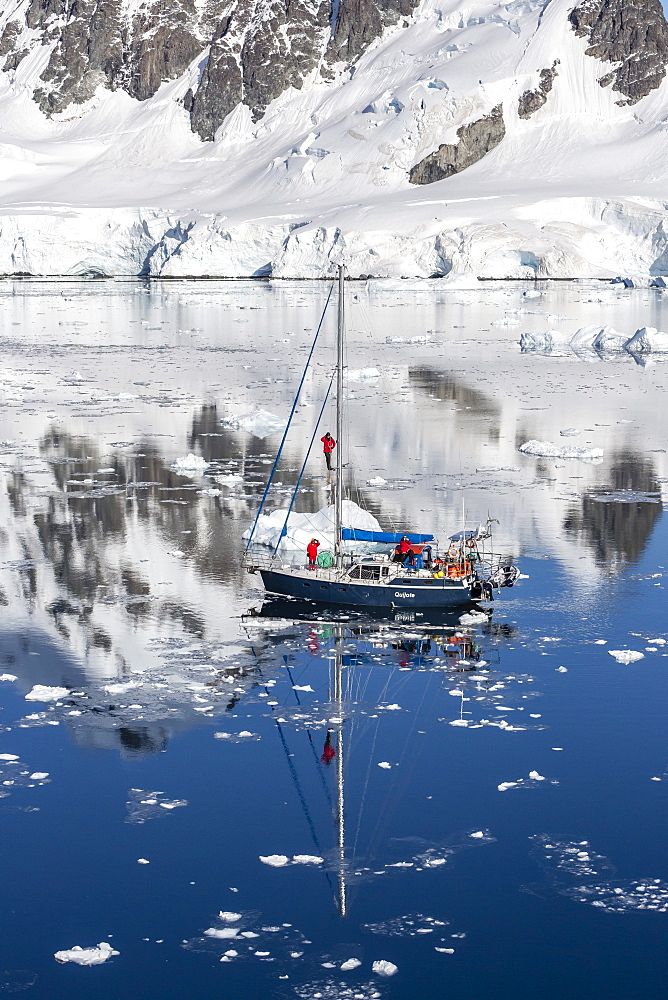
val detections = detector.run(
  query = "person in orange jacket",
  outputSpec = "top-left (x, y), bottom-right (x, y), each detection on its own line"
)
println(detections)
top-left (321, 431), bottom-right (336, 470)
top-left (307, 537), bottom-right (320, 568)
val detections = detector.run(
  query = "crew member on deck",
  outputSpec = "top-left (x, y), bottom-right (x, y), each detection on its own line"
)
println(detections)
top-left (321, 431), bottom-right (336, 470)
top-left (307, 537), bottom-right (320, 568)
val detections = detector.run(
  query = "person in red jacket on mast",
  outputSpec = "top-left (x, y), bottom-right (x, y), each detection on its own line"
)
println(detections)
top-left (321, 431), bottom-right (336, 471)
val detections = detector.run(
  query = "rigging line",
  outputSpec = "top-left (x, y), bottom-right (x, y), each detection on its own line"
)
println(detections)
top-left (272, 373), bottom-right (335, 559)
top-left (245, 282), bottom-right (334, 552)
top-left (351, 713), bottom-right (382, 861)
top-left (285, 663), bottom-right (335, 811)
top-left (273, 714), bottom-right (339, 908)
top-left (367, 670), bottom-right (438, 860)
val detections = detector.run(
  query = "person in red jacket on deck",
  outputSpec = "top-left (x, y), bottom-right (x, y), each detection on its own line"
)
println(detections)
top-left (307, 538), bottom-right (320, 568)
top-left (321, 431), bottom-right (336, 470)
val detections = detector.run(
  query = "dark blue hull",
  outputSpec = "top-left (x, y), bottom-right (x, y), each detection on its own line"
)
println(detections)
top-left (259, 570), bottom-right (473, 608)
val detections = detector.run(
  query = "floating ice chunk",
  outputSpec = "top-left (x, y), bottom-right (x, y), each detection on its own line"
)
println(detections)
top-left (528, 771), bottom-right (545, 780)
top-left (377, 703), bottom-right (401, 711)
top-left (217, 473), bottom-right (244, 486)
top-left (367, 477), bottom-right (387, 486)
top-left (171, 453), bottom-right (209, 474)
top-left (218, 911), bottom-right (242, 922)
top-left (608, 650), bottom-right (644, 664)
top-left (625, 326), bottom-right (668, 353)
top-left (292, 685), bottom-right (314, 692)
top-left (497, 781), bottom-right (518, 792)
top-left (519, 330), bottom-right (567, 353)
top-left (0, 754), bottom-right (19, 761)
top-left (556, 666), bottom-right (568, 673)
top-left (592, 327), bottom-right (628, 351)
top-left (292, 855), bottom-right (324, 865)
top-left (221, 408), bottom-right (286, 438)
top-left (0, 674), bottom-right (17, 682)
top-left (469, 831), bottom-right (484, 839)
top-left (54, 943), bottom-right (119, 965)
top-left (204, 927), bottom-right (239, 939)
top-left (29, 772), bottom-right (49, 780)
top-left (137, 858), bottom-right (150, 864)
top-left (519, 440), bottom-right (603, 461)
top-left (159, 799), bottom-right (188, 810)
top-left (459, 611), bottom-right (488, 625)
top-left (594, 639), bottom-right (607, 645)
top-left (559, 428), bottom-right (581, 437)
top-left (25, 685), bottom-right (69, 702)
top-left (341, 958), bottom-right (362, 970)
top-left (435, 947), bottom-right (455, 953)
top-left (372, 960), bottom-right (398, 977)
top-left (378, 762), bottom-right (392, 769)
top-left (259, 855), bottom-right (290, 867)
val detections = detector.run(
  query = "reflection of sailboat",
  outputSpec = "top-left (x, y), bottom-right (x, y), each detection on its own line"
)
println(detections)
top-left (254, 618), bottom-right (501, 917)
top-left (244, 267), bottom-right (519, 608)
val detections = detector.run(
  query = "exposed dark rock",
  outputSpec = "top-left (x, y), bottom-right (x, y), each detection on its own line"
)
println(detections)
top-left (7, 0), bottom-right (423, 140)
top-left (518, 60), bottom-right (559, 119)
top-left (189, 0), bottom-right (330, 140)
top-left (326, 0), bottom-right (419, 68)
top-left (0, 20), bottom-right (22, 56)
top-left (569, 0), bottom-right (668, 104)
top-left (25, 0), bottom-right (204, 114)
top-left (408, 105), bottom-right (505, 185)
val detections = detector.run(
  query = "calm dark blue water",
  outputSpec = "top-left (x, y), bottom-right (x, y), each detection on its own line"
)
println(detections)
top-left (0, 279), bottom-right (666, 998)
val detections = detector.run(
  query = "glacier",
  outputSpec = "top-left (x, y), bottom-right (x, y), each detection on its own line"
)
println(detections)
top-left (0, 0), bottom-right (667, 278)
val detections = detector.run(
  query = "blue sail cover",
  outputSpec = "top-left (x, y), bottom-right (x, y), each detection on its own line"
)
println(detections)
top-left (341, 529), bottom-right (434, 543)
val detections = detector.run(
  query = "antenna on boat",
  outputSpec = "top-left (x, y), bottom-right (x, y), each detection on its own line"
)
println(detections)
top-left (334, 265), bottom-right (345, 568)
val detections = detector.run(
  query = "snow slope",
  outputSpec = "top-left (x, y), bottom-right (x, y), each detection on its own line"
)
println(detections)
top-left (0, 0), bottom-right (667, 277)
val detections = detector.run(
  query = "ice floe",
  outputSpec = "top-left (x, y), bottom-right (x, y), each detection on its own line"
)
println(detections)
top-left (171, 453), bottom-right (209, 474)
top-left (530, 836), bottom-right (668, 912)
top-left (54, 943), bottom-right (119, 965)
top-left (372, 960), bottom-right (398, 977)
top-left (25, 685), bottom-right (69, 703)
top-left (125, 789), bottom-right (188, 823)
top-left (518, 440), bottom-right (603, 462)
top-left (259, 854), bottom-right (290, 867)
top-left (221, 408), bottom-right (286, 438)
top-left (608, 650), bottom-right (644, 664)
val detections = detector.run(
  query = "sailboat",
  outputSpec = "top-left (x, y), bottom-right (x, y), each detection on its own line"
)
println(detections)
top-left (243, 267), bottom-right (519, 609)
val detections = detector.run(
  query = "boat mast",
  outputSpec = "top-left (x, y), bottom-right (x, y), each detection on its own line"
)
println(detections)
top-left (334, 264), bottom-right (345, 567)
top-left (334, 627), bottom-right (347, 916)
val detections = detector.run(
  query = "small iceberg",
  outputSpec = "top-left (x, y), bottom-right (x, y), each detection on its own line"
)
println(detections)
top-left (519, 440), bottom-right (603, 462)
top-left (221, 408), bottom-right (286, 438)
top-left (244, 499), bottom-right (381, 551)
top-left (54, 943), bottom-right (119, 966)
top-left (171, 453), bottom-right (209, 474)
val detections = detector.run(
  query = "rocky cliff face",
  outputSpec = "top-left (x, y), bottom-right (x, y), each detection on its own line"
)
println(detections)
top-left (569, 0), bottom-right (668, 104)
top-left (518, 61), bottom-right (559, 119)
top-left (408, 105), bottom-right (506, 185)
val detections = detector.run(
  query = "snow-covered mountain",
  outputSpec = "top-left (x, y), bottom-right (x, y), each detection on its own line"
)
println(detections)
top-left (1, 0), bottom-right (667, 278)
